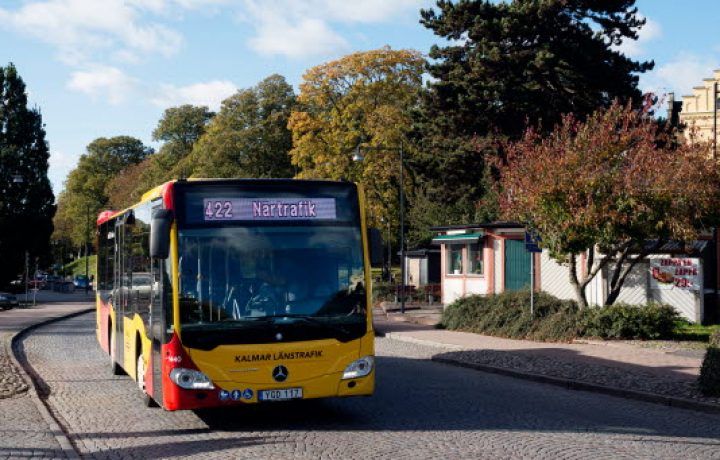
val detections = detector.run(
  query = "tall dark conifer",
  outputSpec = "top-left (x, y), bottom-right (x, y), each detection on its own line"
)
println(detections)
top-left (0, 63), bottom-right (55, 284)
top-left (410, 0), bottom-right (653, 228)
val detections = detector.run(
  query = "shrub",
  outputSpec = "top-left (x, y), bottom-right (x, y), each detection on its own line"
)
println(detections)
top-left (711, 331), bottom-right (720, 348)
top-left (442, 292), bottom-right (681, 342)
top-left (699, 334), bottom-right (720, 396)
top-left (441, 290), bottom-right (581, 342)
top-left (581, 303), bottom-right (679, 340)
top-left (372, 282), bottom-right (396, 303)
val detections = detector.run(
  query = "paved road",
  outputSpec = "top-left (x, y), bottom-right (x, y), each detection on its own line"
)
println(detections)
top-left (17, 313), bottom-right (720, 459)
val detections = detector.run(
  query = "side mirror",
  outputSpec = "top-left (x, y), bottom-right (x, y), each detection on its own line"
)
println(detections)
top-left (368, 228), bottom-right (383, 267)
top-left (150, 209), bottom-right (173, 259)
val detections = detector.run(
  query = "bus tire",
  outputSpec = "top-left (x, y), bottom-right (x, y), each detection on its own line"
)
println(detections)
top-left (109, 323), bottom-right (122, 376)
top-left (137, 352), bottom-right (157, 408)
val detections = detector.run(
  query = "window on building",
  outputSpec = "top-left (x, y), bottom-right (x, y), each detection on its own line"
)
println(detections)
top-left (468, 243), bottom-right (483, 275)
top-left (447, 245), bottom-right (463, 275)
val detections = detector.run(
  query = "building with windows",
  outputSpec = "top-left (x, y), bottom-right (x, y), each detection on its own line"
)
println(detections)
top-left (431, 222), bottom-right (716, 323)
top-left (431, 222), bottom-right (532, 306)
top-left (676, 69), bottom-right (720, 147)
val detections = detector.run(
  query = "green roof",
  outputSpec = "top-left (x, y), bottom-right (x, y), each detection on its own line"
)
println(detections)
top-left (431, 232), bottom-right (484, 244)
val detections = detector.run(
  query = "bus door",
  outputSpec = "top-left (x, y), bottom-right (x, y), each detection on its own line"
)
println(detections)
top-left (113, 211), bottom-right (132, 367)
top-left (147, 201), bottom-right (167, 404)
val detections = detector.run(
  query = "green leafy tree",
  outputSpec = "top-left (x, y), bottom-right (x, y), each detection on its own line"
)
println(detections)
top-left (497, 101), bottom-right (720, 307)
top-left (0, 63), bottom-right (55, 284)
top-left (288, 48), bottom-right (425, 241)
top-left (174, 74), bottom-right (295, 179)
top-left (411, 0), bottom-right (654, 228)
top-left (54, 136), bottom-right (152, 248)
top-left (107, 105), bottom-right (214, 206)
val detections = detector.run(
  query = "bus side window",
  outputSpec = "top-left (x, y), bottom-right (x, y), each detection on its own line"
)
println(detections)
top-left (131, 203), bottom-right (153, 329)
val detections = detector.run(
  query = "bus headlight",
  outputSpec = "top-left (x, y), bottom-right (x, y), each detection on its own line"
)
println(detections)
top-left (169, 368), bottom-right (215, 390)
top-left (342, 356), bottom-right (374, 380)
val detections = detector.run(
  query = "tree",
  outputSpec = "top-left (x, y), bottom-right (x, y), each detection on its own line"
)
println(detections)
top-left (174, 74), bottom-right (296, 179)
top-left (153, 104), bottom-right (214, 153)
top-left (288, 47), bottom-right (425, 237)
top-left (107, 105), bottom-right (214, 203)
top-left (53, 136), bottom-right (152, 248)
top-left (106, 159), bottom-right (151, 210)
top-left (0, 63), bottom-right (55, 284)
top-left (411, 0), bottom-right (654, 226)
top-left (497, 101), bottom-right (720, 307)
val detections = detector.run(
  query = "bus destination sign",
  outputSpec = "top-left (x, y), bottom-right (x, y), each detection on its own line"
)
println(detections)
top-left (203, 197), bottom-right (337, 221)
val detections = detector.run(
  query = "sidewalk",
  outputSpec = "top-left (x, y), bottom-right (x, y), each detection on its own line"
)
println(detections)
top-left (374, 305), bottom-right (720, 414)
top-left (0, 292), bottom-right (93, 459)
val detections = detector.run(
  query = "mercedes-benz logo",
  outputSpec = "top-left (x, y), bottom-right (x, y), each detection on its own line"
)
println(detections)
top-left (272, 365), bottom-right (288, 382)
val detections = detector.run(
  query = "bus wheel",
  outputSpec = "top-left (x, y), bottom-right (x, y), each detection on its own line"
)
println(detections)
top-left (137, 353), bottom-right (156, 407)
top-left (109, 325), bottom-right (122, 376)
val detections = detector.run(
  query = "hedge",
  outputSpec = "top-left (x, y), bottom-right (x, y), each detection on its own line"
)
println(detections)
top-left (441, 291), bottom-right (680, 342)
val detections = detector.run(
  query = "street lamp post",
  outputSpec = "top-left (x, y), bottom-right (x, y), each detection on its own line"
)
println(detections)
top-left (380, 217), bottom-right (391, 281)
top-left (353, 142), bottom-right (406, 314)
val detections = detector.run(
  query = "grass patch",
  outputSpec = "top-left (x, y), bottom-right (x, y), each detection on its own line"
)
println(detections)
top-left (672, 321), bottom-right (720, 342)
top-left (62, 255), bottom-right (97, 280)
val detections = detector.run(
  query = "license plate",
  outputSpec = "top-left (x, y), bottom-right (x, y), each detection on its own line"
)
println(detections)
top-left (258, 387), bottom-right (303, 401)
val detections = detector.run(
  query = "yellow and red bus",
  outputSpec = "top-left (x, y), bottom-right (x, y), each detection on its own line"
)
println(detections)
top-left (96, 179), bottom-right (378, 410)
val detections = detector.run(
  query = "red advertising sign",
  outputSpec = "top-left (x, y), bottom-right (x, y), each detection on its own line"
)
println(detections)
top-left (649, 258), bottom-right (700, 291)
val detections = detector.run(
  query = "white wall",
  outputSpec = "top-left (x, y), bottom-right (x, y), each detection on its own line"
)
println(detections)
top-left (466, 278), bottom-right (488, 296)
top-left (540, 251), bottom-right (576, 300)
top-left (539, 251), bottom-right (703, 322)
top-left (443, 278), bottom-right (464, 305)
top-left (493, 239), bottom-right (502, 294)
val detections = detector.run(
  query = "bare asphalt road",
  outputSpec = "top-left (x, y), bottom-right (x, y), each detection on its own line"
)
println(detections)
top-left (13, 312), bottom-right (720, 459)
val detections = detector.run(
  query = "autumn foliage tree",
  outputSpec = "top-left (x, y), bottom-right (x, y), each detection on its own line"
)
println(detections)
top-left (497, 101), bottom-right (720, 307)
top-left (289, 47), bottom-right (425, 236)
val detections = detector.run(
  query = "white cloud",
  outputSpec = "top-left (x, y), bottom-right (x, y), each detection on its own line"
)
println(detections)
top-left (240, 0), bottom-right (426, 58)
top-left (151, 80), bottom-right (238, 111)
top-left (614, 17), bottom-right (661, 58)
top-left (641, 53), bottom-right (717, 95)
top-left (67, 66), bottom-right (138, 105)
top-left (248, 15), bottom-right (349, 59)
top-left (321, 1), bottom-right (426, 23)
top-left (48, 150), bottom-right (77, 194)
top-left (0, 0), bottom-right (183, 65)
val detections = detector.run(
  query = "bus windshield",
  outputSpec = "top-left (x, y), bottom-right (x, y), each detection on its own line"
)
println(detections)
top-left (177, 225), bottom-right (366, 331)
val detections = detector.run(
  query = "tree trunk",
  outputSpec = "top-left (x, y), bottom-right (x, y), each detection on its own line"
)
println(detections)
top-left (604, 241), bottom-right (662, 306)
top-left (568, 254), bottom-right (588, 308)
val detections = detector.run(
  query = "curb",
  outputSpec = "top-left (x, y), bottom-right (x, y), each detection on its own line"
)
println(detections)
top-left (385, 332), bottom-right (720, 416)
top-left (9, 307), bottom-right (94, 459)
top-left (385, 315), bottom-right (441, 327)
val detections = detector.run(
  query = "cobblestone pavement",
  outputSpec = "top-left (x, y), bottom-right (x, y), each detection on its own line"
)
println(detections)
top-left (0, 300), bottom-right (93, 459)
top-left (0, 332), bottom-right (28, 398)
top-left (16, 313), bottom-right (720, 459)
top-left (0, 394), bottom-right (65, 459)
top-left (377, 318), bottom-right (720, 408)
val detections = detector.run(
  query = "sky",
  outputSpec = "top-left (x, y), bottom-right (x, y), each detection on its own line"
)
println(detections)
top-left (0, 0), bottom-right (718, 196)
